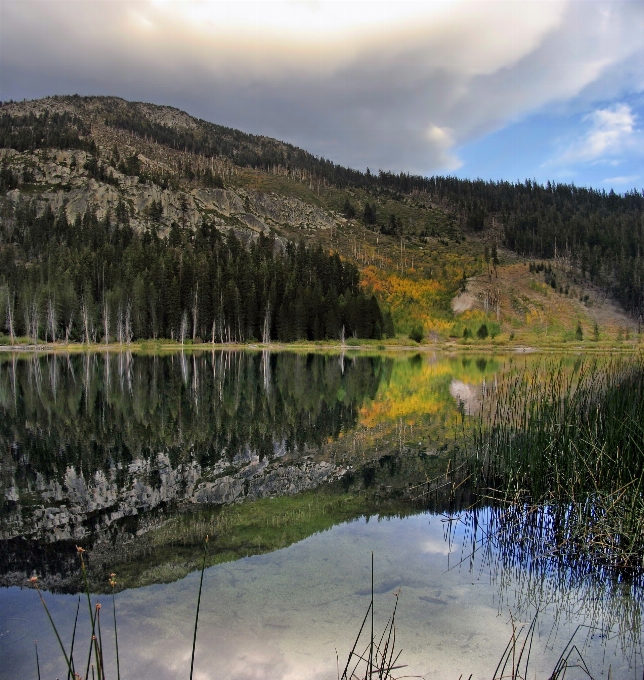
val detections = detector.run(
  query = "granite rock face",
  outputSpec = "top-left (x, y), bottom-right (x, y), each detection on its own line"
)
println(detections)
top-left (1, 147), bottom-right (339, 235)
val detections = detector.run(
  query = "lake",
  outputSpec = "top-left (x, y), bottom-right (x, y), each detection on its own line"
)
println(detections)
top-left (0, 350), bottom-right (642, 678)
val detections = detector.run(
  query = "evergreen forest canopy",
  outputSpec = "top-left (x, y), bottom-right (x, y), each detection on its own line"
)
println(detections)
top-left (0, 110), bottom-right (95, 156)
top-left (0, 95), bottom-right (643, 322)
top-left (0, 202), bottom-right (392, 343)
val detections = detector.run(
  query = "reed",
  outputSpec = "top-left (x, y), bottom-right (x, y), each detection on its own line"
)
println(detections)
top-left (109, 574), bottom-right (120, 680)
top-left (340, 554), bottom-right (408, 680)
top-left (189, 534), bottom-right (209, 680)
top-left (34, 536), bottom-right (212, 680)
top-left (472, 356), bottom-right (644, 573)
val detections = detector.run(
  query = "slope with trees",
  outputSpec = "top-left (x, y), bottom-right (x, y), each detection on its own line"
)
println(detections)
top-left (0, 95), bottom-right (642, 342)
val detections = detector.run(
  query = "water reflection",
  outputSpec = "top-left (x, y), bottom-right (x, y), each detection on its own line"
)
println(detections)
top-left (0, 350), bottom-right (501, 592)
top-left (0, 350), bottom-right (642, 677)
top-left (445, 505), bottom-right (644, 666)
top-left (2, 511), bottom-right (641, 680)
top-left (0, 351), bottom-right (386, 542)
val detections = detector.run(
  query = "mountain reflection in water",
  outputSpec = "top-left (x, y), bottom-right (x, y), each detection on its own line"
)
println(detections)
top-left (0, 351), bottom-right (390, 580)
top-left (0, 350), bottom-right (642, 678)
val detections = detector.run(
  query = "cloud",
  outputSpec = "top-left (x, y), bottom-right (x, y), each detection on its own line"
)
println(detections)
top-left (426, 125), bottom-right (462, 171)
top-left (420, 538), bottom-right (454, 556)
top-left (603, 175), bottom-right (641, 187)
top-left (1, 1), bottom-right (643, 174)
top-left (556, 104), bottom-right (638, 165)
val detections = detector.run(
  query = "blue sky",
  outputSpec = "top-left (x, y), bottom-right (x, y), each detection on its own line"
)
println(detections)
top-left (1, 1), bottom-right (643, 192)
top-left (454, 94), bottom-right (644, 191)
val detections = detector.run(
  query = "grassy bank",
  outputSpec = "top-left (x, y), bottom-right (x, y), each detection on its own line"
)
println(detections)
top-left (1, 333), bottom-right (642, 355)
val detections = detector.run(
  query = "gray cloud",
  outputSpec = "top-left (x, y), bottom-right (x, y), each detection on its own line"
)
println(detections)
top-left (1, 1), bottom-right (643, 174)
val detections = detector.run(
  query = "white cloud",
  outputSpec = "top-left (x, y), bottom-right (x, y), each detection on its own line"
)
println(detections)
top-left (1, 1), bottom-right (643, 174)
top-left (420, 538), bottom-right (454, 556)
top-left (603, 174), bottom-right (641, 187)
top-left (426, 124), bottom-right (462, 171)
top-left (556, 104), bottom-right (638, 165)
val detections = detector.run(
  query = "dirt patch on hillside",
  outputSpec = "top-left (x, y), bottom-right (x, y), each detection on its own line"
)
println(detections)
top-left (451, 291), bottom-right (478, 314)
top-left (456, 262), bottom-right (638, 342)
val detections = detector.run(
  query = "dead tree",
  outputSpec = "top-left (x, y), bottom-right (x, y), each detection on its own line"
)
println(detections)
top-left (124, 302), bottom-right (133, 344)
top-left (180, 310), bottom-right (188, 346)
top-left (6, 290), bottom-right (15, 345)
top-left (80, 298), bottom-right (91, 345)
top-left (262, 303), bottom-right (271, 344)
top-left (102, 300), bottom-right (110, 345)
top-left (192, 285), bottom-right (199, 341)
top-left (47, 298), bottom-right (57, 344)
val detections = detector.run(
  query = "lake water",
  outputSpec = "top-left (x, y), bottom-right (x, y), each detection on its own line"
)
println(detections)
top-left (0, 350), bottom-right (642, 678)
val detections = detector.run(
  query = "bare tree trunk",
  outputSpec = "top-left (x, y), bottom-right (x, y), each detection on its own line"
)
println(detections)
top-left (23, 308), bottom-right (30, 343)
top-left (65, 313), bottom-right (73, 344)
top-left (81, 298), bottom-right (90, 345)
top-left (30, 299), bottom-right (39, 344)
top-left (124, 302), bottom-right (132, 344)
top-left (103, 300), bottom-right (110, 345)
top-left (47, 298), bottom-right (57, 344)
top-left (192, 285), bottom-right (198, 341)
top-left (180, 310), bottom-right (188, 346)
top-left (6, 291), bottom-right (15, 345)
top-left (262, 303), bottom-right (271, 344)
top-left (117, 304), bottom-right (124, 345)
top-left (219, 292), bottom-right (225, 344)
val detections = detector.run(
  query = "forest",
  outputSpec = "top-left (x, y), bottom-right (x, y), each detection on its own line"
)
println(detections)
top-left (1, 97), bottom-right (643, 324)
top-left (0, 201), bottom-right (392, 344)
top-left (0, 110), bottom-right (94, 155)
top-left (102, 101), bottom-right (644, 318)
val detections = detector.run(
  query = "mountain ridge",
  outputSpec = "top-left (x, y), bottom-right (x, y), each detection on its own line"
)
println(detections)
top-left (0, 95), bottom-right (642, 345)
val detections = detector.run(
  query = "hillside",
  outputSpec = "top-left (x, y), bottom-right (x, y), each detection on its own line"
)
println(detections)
top-left (0, 95), bottom-right (641, 347)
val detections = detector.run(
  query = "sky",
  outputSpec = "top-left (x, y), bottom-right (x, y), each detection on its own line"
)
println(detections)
top-left (1, 0), bottom-right (643, 191)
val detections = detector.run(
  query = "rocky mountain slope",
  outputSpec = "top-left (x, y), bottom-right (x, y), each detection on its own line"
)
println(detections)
top-left (0, 95), bottom-right (640, 343)
top-left (1, 96), bottom-right (340, 238)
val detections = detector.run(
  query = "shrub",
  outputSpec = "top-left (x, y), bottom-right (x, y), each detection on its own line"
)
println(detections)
top-left (408, 325), bottom-right (423, 343)
top-left (476, 323), bottom-right (488, 340)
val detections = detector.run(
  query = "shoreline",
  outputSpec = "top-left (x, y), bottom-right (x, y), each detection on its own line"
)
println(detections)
top-left (0, 338), bottom-right (641, 354)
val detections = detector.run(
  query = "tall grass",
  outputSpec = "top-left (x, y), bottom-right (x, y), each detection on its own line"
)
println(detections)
top-left (340, 553), bottom-right (407, 680)
top-left (33, 537), bottom-right (210, 680)
top-left (472, 356), bottom-right (644, 573)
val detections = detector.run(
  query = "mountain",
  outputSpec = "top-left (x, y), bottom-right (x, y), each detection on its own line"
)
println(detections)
top-left (0, 95), bottom-right (642, 346)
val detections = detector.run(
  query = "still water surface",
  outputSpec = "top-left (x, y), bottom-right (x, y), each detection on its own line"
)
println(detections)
top-left (0, 350), bottom-right (641, 678)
